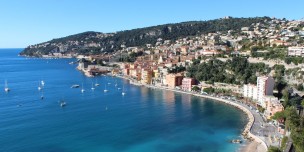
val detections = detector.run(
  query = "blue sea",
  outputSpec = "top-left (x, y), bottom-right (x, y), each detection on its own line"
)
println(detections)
top-left (0, 49), bottom-right (247, 152)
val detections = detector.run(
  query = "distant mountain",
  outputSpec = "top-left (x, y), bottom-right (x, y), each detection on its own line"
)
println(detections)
top-left (20, 17), bottom-right (271, 56)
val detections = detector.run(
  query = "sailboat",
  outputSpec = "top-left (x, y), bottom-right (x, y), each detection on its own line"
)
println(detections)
top-left (81, 83), bottom-right (85, 93)
top-left (115, 81), bottom-right (118, 87)
top-left (38, 81), bottom-right (42, 91)
top-left (95, 79), bottom-right (100, 87)
top-left (41, 80), bottom-right (45, 87)
top-left (91, 82), bottom-right (95, 90)
top-left (122, 85), bottom-right (126, 96)
top-left (4, 80), bottom-right (10, 92)
top-left (104, 84), bottom-right (108, 92)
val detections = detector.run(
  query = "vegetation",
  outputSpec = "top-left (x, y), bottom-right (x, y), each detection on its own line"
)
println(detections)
top-left (202, 87), bottom-right (232, 95)
top-left (280, 136), bottom-right (288, 151)
top-left (168, 65), bottom-right (186, 73)
top-left (187, 57), bottom-right (270, 85)
top-left (119, 51), bottom-right (144, 62)
top-left (20, 17), bottom-right (271, 56)
top-left (271, 90), bottom-right (304, 152)
top-left (267, 146), bottom-right (281, 152)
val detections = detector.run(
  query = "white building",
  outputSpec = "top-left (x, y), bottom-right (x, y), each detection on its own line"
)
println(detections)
top-left (243, 76), bottom-right (275, 108)
top-left (257, 76), bottom-right (275, 108)
top-left (243, 84), bottom-right (258, 100)
top-left (288, 47), bottom-right (304, 57)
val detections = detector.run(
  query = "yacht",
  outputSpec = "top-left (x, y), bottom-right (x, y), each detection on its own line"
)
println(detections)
top-left (71, 84), bottom-right (80, 88)
top-left (60, 101), bottom-right (66, 107)
top-left (4, 80), bottom-right (10, 92)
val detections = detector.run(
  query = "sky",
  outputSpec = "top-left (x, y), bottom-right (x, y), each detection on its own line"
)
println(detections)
top-left (0, 0), bottom-right (303, 48)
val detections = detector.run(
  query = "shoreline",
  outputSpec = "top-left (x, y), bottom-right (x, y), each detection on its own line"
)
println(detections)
top-left (116, 75), bottom-right (268, 152)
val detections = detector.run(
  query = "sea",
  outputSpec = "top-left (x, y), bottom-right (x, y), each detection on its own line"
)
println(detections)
top-left (0, 49), bottom-right (247, 152)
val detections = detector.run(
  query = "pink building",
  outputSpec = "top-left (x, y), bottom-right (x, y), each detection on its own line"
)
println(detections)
top-left (264, 96), bottom-right (284, 119)
top-left (181, 78), bottom-right (197, 91)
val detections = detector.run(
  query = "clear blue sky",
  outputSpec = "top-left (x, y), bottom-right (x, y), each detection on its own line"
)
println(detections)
top-left (0, 0), bottom-right (303, 48)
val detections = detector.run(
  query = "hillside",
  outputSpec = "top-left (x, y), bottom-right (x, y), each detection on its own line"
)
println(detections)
top-left (20, 17), bottom-right (271, 56)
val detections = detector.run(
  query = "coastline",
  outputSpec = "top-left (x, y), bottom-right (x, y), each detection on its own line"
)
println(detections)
top-left (116, 75), bottom-right (268, 152)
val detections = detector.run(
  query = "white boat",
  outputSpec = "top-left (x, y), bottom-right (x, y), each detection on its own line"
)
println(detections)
top-left (60, 101), bottom-right (66, 107)
top-left (91, 82), bottom-right (95, 90)
top-left (41, 80), bottom-right (45, 86)
top-left (38, 81), bottom-right (42, 91)
top-left (71, 84), bottom-right (80, 88)
top-left (104, 85), bottom-right (108, 92)
top-left (81, 83), bottom-right (85, 93)
top-left (122, 85), bottom-right (126, 96)
top-left (4, 80), bottom-right (10, 92)
top-left (95, 79), bottom-right (100, 86)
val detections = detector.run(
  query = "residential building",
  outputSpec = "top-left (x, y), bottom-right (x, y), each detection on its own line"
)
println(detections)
top-left (141, 69), bottom-right (152, 84)
top-left (166, 73), bottom-right (183, 89)
top-left (288, 47), bottom-right (304, 57)
top-left (181, 78), bottom-right (197, 91)
top-left (264, 96), bottom-right (284, 119)
top-left (257, 76), bottom-right (275, 108)
top-left (243, 84), bottom-right (258, 100)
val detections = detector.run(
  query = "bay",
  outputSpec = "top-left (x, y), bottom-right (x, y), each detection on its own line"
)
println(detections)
top-left (0, 49), bottom-right (247, 152)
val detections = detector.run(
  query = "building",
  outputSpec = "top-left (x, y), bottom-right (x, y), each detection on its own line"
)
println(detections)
top-left (243, 84), bottom-right (258, 100)
top-left (165, 73), bottom-right (183, 89)
top-left (264, 96), bottom-right (284, 119)
top-left (181, 78), bottom-right (197, 91)
top-left (257, 76), bottom-right (275, 108)
top-left (243, 76), bottom-right (275, 107)
top-left (288, 47), bottom-right (304, 57)
top-left (141, 69), bottom-right (152, 84)
top-left (181, 46), bottom-right (189, 55)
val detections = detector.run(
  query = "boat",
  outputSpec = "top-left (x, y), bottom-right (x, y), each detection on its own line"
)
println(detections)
top-left (38, 81), bottom-right (42, 91)
top-left (71, 84), bottom-right (80, 88)
top-left (122, 85), bottom-right (126, 96)
top-left (60, 101), bottom-right (66, 107)
top-left (81, 83), bottom-right (85, 93)
top-left (95, 79), bottom-right (100, 86)
top-left (41, 80), bottom-right (45, 86)
top-left (4, 80), bottom-right (10, 92)
top-left (91, 82), bottom-right (95, 90)
top-left (231, 139), bottom-right (242, 144)
top-left (104, 84), bottom-right (108, 92)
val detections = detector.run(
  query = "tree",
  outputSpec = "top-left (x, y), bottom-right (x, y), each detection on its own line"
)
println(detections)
top-left (191, 86), bottom-right (200, 92)
top-left (267, 146), bottom-right (281, 152)
top-left (271, 111), bottom-right (286, 123)
top-left (282, 89), bottom-right (290, 108)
